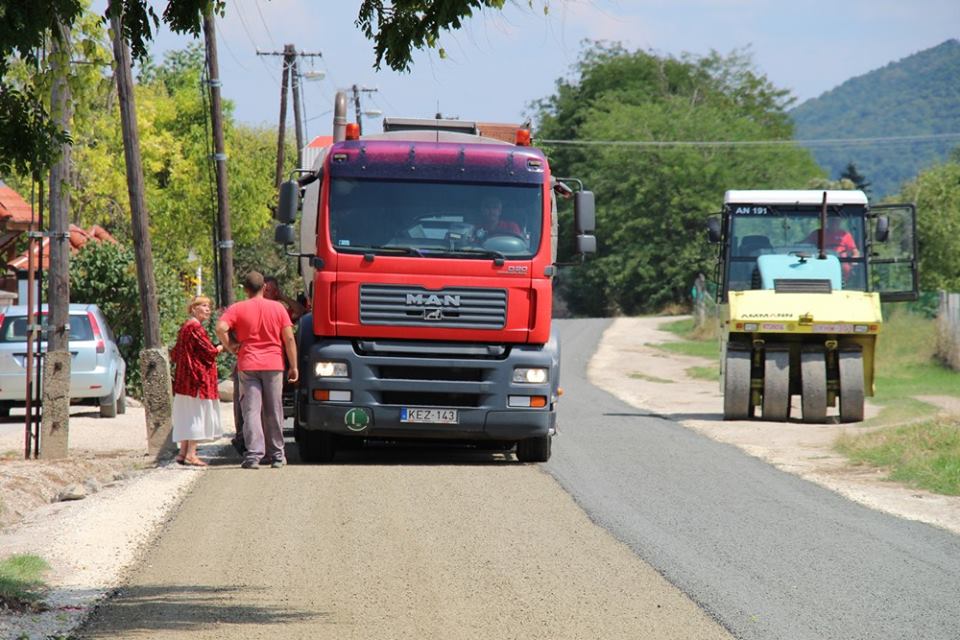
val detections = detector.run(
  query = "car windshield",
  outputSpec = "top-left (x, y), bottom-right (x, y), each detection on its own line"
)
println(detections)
top-left (329, 178), bottom-right (542, 259)
top-left (727, 206), bottom-right (867, 291)
top-left (0, 313), bottom-right (94, 343)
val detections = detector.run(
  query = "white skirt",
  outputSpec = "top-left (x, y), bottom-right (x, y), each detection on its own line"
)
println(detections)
top-left (172, 394), bottom-right (223, 443)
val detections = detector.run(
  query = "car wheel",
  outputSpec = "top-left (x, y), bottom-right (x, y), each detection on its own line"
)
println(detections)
top-left (116, 384), bottom-right (127, 415)
top-left (99, 395), bottom-right (117, 418)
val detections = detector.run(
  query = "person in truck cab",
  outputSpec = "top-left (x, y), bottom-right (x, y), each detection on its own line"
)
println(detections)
top-left (475, 196), bottom-right (522, 239)
top-left (264, 276), bottom-right (306, 323)
top-left (804, 216), bottom-right (860, 259)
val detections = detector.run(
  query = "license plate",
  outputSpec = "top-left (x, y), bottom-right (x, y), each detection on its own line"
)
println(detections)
top-left (400, 407), bottom-right (459, 424)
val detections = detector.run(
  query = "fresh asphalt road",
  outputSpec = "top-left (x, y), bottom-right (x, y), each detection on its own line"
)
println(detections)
top-left (78, 318), bottom-right (960, 639)
top-left (549, 318), bottom-right (960, 640)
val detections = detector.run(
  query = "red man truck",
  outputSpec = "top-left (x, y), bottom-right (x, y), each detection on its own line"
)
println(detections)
top-left (274, 92), bottom-right (596, 463)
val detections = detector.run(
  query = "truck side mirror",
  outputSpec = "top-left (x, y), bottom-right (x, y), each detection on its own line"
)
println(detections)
top-left (707, 216), bottom-right (721, 243)
top-left (574, 191), bottom-right (595, 234)
top-left (576, 234), bottom-right (597, 256)
top-left (276, 180), bottom-right (300, 224)
top-left (875, 215), bottom-right (890, 243)
top-left (274, 223), bottom-right (295, 246)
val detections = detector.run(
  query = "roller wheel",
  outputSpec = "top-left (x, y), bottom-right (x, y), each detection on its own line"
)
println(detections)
top-left (801, 348), bottom-right (827, 423)
top-left (838, 348), bottom-right (865, 423)
top-left (723, 348), bottom-right (752, 420)
top-left (762, 347), bottom-right (791, 421)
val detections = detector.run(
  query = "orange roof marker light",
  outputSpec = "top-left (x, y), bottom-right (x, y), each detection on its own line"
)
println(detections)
top-left (345, 123), bottom-right (360, 140)
top-left (515, 128), bottom-right (531, 146)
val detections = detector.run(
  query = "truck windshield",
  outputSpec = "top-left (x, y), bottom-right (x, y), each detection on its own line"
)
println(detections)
top-left (728, 207), bottom-right (867, 291)
top-left (329, 178), bottom-right (542, 259)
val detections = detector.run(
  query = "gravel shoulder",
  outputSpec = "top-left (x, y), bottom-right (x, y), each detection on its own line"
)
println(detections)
top-left (0, 402), bottom-right (235, 640)
top-left (588, 316), bottom-right (960, 536)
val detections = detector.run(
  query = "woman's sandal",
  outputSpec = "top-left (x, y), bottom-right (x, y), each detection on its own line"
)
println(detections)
top-left (183, 458), bottom-right (208, 467)
top-left (175, 456), bottom-right (186, 465)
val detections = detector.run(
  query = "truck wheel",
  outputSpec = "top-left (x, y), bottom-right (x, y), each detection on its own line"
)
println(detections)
top-left (800, 347), bottom-right (827, 423)
top-left (838, 348), bottom-right (865, 423)
top-left (516, 435), bottom-right (551, 463)
top-left (298, 430), bottom-right (337, 463)
top-left (723, 348), bottom-right (752, 420)
top-left (762, 347), bottom-right (791, 421)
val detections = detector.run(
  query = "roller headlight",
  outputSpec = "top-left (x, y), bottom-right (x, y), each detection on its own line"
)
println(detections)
top-left (513, 367), bottom-right (548, 384)
top-left (314, 361), bottom-right (349, 377)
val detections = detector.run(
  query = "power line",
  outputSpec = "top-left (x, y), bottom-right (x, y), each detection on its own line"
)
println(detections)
top-left (232, 0), bottom-right (281, 86)
top-left (537, 132), bottom-right (960, 149)
top-left (253, 0), bottom-right (276, 48)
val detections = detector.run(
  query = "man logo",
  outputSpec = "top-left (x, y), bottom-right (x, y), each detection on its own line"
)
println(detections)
top-left (406, 293), bottom-right (461, 307)
top-left (423, 308), bottom-right (443, 321)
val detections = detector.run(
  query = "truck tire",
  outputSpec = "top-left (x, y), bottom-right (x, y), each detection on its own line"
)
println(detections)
top-left (516, 435), bottom-right (552, 463)
top-left (298, 430), bottom-right (337, 463)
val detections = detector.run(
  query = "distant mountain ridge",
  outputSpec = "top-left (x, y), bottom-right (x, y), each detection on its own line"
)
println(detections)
top-left (791, 39), bottom-right (960, 198)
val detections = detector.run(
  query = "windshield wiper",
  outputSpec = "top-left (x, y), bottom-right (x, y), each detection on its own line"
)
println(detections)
top-left (337, 245), bottom-right (426, 258)
top-left (429, 248), bottom-right (507, 265)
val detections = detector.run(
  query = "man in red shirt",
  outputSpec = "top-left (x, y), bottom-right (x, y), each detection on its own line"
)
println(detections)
top-left (216, 272), bottom-right (299, 469)
top-left (805, 216), bottom-right (860, 259)
top-left (476, 196), bottom-right (522, 238)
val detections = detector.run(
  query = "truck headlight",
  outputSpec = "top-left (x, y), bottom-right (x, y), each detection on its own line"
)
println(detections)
top-left (314, 361), bottom-right (348, 377)
top-left (513, 367), bottom-right (548, 384)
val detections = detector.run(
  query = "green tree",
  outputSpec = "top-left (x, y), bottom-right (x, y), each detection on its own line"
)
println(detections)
top-left (69, 240), bottom-right (187, 395)
top-left (533, 43), bottom-right (824, 314)
top-left (897, 151), bottom-right (960, 292)
top-left (1, 0), bottom-right (524, 176)
top-left (840, 162), bottom-right (871, 194)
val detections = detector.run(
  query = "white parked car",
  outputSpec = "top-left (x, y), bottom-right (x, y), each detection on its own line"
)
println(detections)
top-left (0, 304), bottom-right (127, 418)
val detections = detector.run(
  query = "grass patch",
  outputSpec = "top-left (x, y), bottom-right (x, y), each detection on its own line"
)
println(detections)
top-left (836, 417), bottom-right (960, 496)
top-left (628, 372), bottom-right (673, 383)
top-left (0, 554), bottom-right (50, 612)
top-left (686, 365), bottom-right (720, 382)
top-left (655, 318), bottom-right (720, 361)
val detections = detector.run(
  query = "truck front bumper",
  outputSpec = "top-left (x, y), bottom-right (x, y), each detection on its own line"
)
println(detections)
top-left (296, 335), bottom-right (560, 442)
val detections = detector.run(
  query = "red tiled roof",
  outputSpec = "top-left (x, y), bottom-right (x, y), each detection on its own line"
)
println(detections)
top-left (8, 224), bottom-right (118, 271)
top-left (0, 185), bottom-right (38, 230)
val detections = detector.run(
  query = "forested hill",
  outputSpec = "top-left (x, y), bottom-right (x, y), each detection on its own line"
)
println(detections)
top-left (791, 39), bottom-right (960, 198)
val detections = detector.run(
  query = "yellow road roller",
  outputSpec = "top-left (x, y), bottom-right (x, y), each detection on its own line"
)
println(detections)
top-left (707, 190), bottom-right (917, 422)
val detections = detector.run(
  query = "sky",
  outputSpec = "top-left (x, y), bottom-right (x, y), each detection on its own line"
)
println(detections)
top-left (121, 1), bottom-right (959, 139)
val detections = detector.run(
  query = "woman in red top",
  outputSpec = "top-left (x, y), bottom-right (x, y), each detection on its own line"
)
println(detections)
top-left (171, 296), bottom-right (224, 466)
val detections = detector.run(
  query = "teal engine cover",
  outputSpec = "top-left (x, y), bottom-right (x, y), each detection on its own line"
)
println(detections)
top-left (756, 254), bottom-right (842, 290)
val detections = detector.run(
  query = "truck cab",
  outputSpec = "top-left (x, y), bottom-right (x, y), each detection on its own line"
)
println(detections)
top-left (275, 103), bottom-right (595, 462)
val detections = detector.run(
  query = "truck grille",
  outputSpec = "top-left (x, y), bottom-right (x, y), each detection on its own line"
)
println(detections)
top-left (360, 284), bottom-right (507, 329)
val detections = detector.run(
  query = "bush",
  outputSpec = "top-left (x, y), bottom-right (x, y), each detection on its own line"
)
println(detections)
top-left (70, 242), bottom-right (188, 397)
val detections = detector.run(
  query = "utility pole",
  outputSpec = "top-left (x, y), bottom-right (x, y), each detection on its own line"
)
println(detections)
top-left (202, 11), bottom-right (235, 307)
top-left (110, 8), bottom-right (173, 459)
top-left (41, 18), bottom-right (72, 459)
top-left (257, 45), bottom-right (322, 187)
top-left (290, 55), bottom-right (304, 168)
top-left (351, 84), bottom-right (379, 135)
top-left (273, 45), bottom-right (291, 191)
